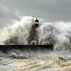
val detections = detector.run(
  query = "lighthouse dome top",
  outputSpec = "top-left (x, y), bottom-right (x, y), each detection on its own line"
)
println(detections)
top-left (35, 18), bottom-right (39, 22)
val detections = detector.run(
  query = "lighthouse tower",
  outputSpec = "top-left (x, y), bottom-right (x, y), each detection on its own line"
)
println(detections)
top-left (28, 18), bottom-right (39, 45)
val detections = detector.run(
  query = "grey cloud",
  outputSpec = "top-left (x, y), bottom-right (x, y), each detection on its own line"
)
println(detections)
top-left (0, 0), bottom-right (71, 28)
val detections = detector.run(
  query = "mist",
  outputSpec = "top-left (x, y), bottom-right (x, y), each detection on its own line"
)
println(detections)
top-left (0, 16), bottom-right (71, 50)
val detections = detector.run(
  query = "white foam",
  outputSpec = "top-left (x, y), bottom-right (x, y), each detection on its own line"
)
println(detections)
top-left (0, 16), bottom-right (71, 49)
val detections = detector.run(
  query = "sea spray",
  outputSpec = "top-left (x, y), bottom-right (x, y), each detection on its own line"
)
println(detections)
top-left (0, 16), bottom-right (71, 71)
top-left (0, 16), bottom-right (71, 50)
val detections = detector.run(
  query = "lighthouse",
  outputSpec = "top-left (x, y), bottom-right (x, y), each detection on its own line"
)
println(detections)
top-left (28, 18), bottom-right (39, 45)
top-left (32, 18), bottom-right (39, 29)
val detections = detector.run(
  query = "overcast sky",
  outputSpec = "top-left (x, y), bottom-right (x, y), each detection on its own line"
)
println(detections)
top-left (0, 0), bottom-right (71, 27)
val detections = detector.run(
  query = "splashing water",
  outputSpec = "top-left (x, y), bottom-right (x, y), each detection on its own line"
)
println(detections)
top-left (0, 16), bottom-right (71, 71)
top-left (0, 16), bottom-right (71, 49)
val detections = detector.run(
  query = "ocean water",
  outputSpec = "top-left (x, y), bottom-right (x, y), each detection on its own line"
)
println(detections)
top-left (0, 49), bottom-right (71, 71)
top-left (0, 16), bottom-right (71, 71)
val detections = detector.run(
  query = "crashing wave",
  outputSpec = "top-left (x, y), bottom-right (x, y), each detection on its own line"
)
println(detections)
top-left (0, 16), bottom-right (71, 50)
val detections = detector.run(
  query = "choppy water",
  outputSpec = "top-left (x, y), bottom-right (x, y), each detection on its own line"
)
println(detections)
top-left (0, 48), bottom-right (71, 71)
top-left (0, 16), bottom-right (71, 71)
